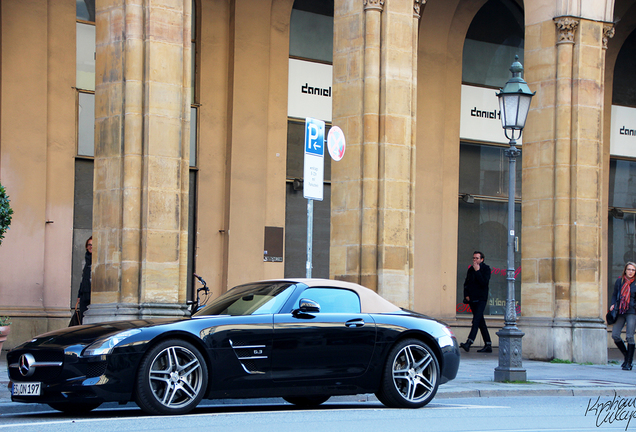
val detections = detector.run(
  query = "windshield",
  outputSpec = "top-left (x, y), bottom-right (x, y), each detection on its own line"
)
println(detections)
top-left (194, 282), bottom-right (296, 317)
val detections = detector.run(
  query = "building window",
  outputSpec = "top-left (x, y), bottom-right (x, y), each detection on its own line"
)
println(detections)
top-left (456, 143), bottom-right (522, 316)
top-left (284, 120), bottom-right (331, 278)
top-left (190, 0), bottom-right (199, 168)
top-left (285, 1), bottom-right (333, 278)
top-left (188, 0), bottom-right (200, 296)
top-left (78, 92), bottom-right (95, 157)
top-left (609, 28), bottom-right (636, 301)
top-left (462, 0), bottom-right (524, 87)
top-left (457, 0), bottom-right (524, 316)
top-left (76, 0), bottom-right (96, 156)
top-left (608, 160), bottom-right (636, 301)
top-left (289, 0), bottom-right (333, 63)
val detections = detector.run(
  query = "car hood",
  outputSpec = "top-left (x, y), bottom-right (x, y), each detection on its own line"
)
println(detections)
top-left (15, 318), bottom-right (183, 349)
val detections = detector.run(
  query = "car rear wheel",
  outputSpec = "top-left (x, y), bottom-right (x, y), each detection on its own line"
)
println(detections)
top-left (47, 402), bottom-right (102, 414)
top-left (135, 339), bottom-right (208, 415)
top-left (282, 395), bottom-right (330, 407)
top-left (376, 338), bottom-right (439, 408)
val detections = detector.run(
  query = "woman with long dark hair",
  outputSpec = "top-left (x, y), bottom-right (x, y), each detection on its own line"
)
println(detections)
top-left (610, 261), bottom-right (636, 370)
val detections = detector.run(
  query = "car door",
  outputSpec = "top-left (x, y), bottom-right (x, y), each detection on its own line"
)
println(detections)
top-left (200, 315), bottom-right (274, 389)
top-left (271, 287), bottom-right (376, 381)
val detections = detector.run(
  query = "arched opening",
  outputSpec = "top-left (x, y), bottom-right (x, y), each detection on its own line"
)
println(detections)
top-left (284, 0), bottom-right (333, 278)
top-left (456, 0), bottom-right (524, 317)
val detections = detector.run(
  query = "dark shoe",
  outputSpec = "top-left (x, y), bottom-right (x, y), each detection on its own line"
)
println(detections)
top-left (623, 344), bottom-right (635, 371)
top-left (460, 340), bottom-right (472, 352)
top-left (477, 344), bottom-right (492, 353)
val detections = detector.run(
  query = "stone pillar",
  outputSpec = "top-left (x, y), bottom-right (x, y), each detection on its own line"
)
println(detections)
top-left (360, 0), bottom-right (382, 291)
top-left (332, 0), bottom-right (419, 308)
top-left (552, 17), bottom-right (578, 360)
top-left (522, 12), bottom-right (610, 363)
top-left (376, 0), bottom-right (419, 308)
top-left (568, 17), bottom-right (608, 363)
top-left (88, 0), bottom-right (191, 323)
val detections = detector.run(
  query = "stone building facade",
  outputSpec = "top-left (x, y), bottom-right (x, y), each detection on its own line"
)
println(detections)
top-left (1, 0), bottom-right (635, 364)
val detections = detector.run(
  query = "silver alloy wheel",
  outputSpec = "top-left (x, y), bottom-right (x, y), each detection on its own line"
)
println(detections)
top-left (391, 343), bottom-right (437, 403)
top-left (148, 345), bottom-right (204, 409)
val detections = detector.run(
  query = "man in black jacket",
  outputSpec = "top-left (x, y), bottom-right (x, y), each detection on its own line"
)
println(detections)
top-left (460, 251), bottom-right (492, 353)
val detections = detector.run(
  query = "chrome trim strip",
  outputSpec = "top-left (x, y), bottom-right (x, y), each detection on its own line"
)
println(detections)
top-left (8, 361), bottom-right (62, 368)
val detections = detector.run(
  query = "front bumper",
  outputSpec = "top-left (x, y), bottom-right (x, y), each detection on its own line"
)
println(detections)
top-left (439, 336), bottom-right (460, 384)
top-left (8, 348), bottom-right (141, 404)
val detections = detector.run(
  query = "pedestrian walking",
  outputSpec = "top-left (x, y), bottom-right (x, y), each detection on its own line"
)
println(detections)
top-left (460, 251), bottom-right (492, 353)
top-left (610, 261), bottom-right (636, 370)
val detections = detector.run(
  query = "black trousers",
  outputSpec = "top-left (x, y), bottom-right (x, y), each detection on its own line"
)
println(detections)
top-left (467, 300), bottom-right (491, 344)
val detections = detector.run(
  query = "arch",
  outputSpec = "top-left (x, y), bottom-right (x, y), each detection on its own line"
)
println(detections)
top-left (414, 0), bottom-right (525, 318)
top-left (414, 0), bottom-right (488, 316)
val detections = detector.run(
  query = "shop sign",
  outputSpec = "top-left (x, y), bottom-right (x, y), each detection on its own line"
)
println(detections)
top-left (460, 85), bottom-right (521, 145)
top-left (611, 105), bottom-right (636, 158)
top-left (288, 59), bottom-right (332, 122)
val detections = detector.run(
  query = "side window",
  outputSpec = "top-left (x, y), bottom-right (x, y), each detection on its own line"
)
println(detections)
top-left (298, 288), bottom-right (361, 313)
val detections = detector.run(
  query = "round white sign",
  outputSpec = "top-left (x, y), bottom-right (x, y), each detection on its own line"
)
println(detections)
top-left (327, 126), bottom-right (346, 161)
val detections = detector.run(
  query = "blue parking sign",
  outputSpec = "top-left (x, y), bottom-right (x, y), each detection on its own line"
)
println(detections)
top-left (305, 118), bottom-right (325, 156)
top-left (304, 118), bottom-right (325, 201)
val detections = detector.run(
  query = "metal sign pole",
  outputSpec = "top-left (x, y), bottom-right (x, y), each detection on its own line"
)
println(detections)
top-left (306, 198), bottom-right (313, 278)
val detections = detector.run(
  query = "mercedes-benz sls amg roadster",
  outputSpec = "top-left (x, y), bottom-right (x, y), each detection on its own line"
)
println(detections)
top-left (7, 278), bottom-right (459, 415)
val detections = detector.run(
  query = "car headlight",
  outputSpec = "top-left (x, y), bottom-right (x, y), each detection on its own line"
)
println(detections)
top-left (83, 329), bottom-right (142, 356)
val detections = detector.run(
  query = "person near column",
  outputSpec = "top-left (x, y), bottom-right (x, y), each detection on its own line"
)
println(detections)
top-left (76, 236), bottom-right (93, 323)
top-left (460, 251), bottom-right (492, 353)
top-left (610, 262), bottom-right (636, 370)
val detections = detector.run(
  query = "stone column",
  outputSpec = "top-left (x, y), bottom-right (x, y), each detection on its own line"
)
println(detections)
top-left (522, 13), bottom-right (609, 363)
top-left (331, 1), bottom-right (364, 284)
top-left (568, 17), bottom-right (607, 363)
top-left (88, 0), bottom-right (191, 323)
top-left (409, 0), bottom-right (422, 305)
top-left (552, 17), bottom-right (578, 360)
top-left (376, 0), bottom-right (419, 307)
top-left (360, 0), bottom-right (383, 291)
top-left (332, 0), bottom-right (419, 308)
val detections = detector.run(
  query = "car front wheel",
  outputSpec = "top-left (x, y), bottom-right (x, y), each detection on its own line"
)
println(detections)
top-left (135, 339), bottom-right (208, 415)
top-left (376, 338), bottom-right (439, 408)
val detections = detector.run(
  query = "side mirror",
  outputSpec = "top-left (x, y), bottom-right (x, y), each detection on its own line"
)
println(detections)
top-left (292, 298), bottom-right (320, 316)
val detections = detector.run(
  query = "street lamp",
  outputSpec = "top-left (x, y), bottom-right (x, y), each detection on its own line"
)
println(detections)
top-left (494, 55), bottom-right (535, 382)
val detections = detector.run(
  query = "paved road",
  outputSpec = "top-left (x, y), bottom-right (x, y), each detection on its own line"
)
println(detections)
top-left (2, 348), bottom-right (636, 412)
top-left (0, 396), bottom-right (632, 432)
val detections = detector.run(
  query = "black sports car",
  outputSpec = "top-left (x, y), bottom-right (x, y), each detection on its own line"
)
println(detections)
top-left (7, 278), bottom-right (460, 415)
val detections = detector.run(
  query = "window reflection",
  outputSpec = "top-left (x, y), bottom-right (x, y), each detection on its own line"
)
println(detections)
top-left (459, 143), bottom-right (522, 198)
top-left (462, 0), bottom-right (524, 87)
top-left (456, 200), bottom-right (521, 316)
top-left (608, 159), bottom-right (636, 303)
top-left (76, 0), bottom-right (95, 22)
top-left (609, 160), bottom-right (636, 209)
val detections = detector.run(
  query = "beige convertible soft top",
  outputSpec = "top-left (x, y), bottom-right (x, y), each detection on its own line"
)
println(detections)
top-left (284, 278), bottom-right (402, 314)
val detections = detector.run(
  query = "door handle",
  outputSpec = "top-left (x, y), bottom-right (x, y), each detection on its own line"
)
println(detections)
top-left (345, 318), bottom-right (365, 328)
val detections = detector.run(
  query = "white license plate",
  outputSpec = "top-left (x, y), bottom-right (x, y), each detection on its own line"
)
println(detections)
top-left (12, 382), bottom-right (41, 396)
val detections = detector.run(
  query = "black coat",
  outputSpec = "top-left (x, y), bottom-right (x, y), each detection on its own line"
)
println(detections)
top-left (610, 277), bottom-right (636, 315)
top-left (78, 251), bottom-right (92, 320)
top-left (463, 262), bottom-right (491, 302)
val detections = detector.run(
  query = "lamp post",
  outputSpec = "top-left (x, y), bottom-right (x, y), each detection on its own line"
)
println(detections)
top-left (494, 55), bottom-right (535, 382)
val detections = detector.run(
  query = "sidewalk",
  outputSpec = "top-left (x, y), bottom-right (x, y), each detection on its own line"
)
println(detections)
top-left (2, 348), bottom-right (636, 411)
